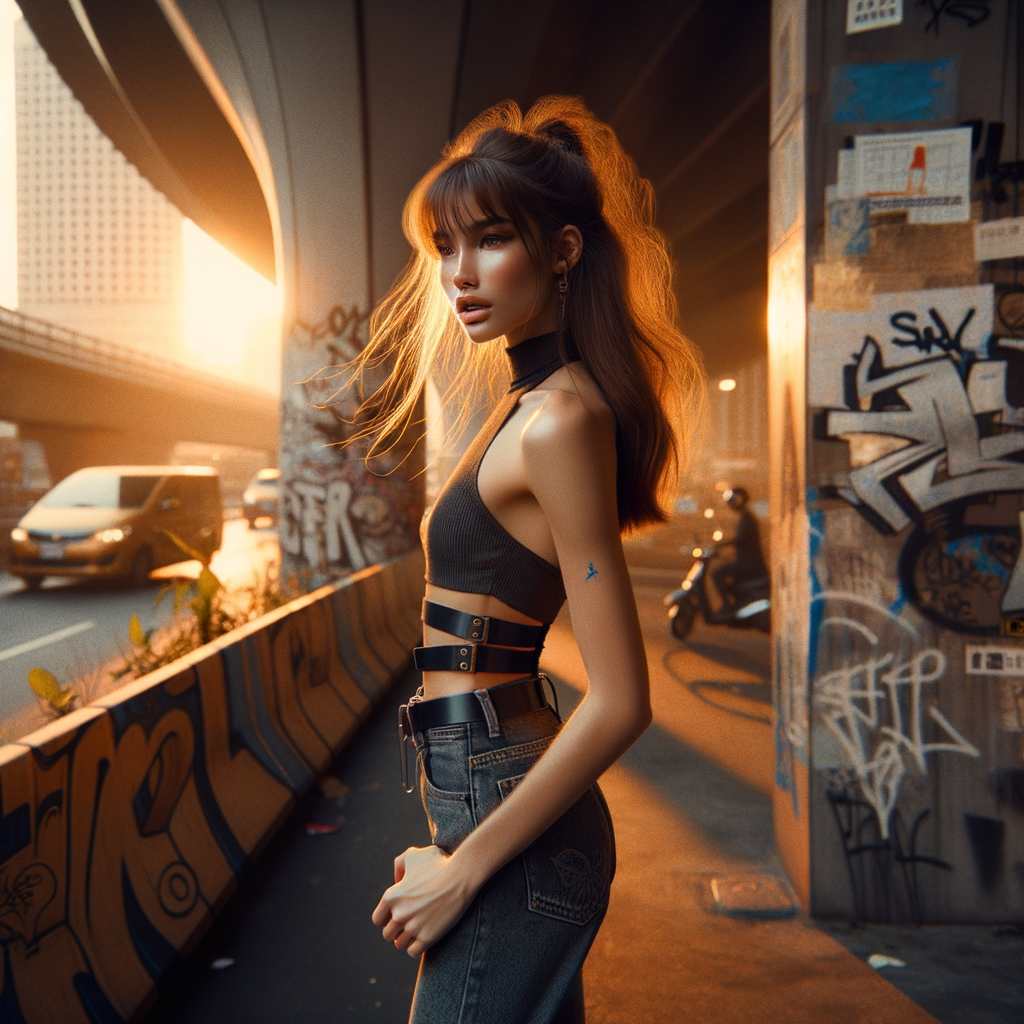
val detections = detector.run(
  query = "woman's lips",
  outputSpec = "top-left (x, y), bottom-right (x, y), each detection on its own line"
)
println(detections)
top-left (458, 305), bottom-right (490, 323)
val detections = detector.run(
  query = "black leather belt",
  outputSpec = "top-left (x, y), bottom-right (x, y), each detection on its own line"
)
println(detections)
top-left (414, 600), bottom-right (550, 674)
top-left (398, 675), bottom-right (561, 791)
top-left (422, 599), bottom-right (549, 648)
top-left (413, 643), bottom-right (539, 673)
top-left (405, 675), bottom-right (549, 736)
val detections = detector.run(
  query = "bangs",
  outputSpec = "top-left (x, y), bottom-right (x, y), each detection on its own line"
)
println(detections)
top-left (414, 158), bottom-right (539, 260)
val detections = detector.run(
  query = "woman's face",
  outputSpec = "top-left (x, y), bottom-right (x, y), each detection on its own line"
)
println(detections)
top-left (433, 201), bottom-right (559, 347)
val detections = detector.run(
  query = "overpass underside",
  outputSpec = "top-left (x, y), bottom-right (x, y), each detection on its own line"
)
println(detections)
top-left (0, 306), bottom-right (278, 481)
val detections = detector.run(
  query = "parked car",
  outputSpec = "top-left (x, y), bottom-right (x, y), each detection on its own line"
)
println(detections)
top-left (0, 438), bottom-right (51, 564)
top-left (9, 465), bottom-right (223, 589)
top-left (242, 468), bottom-right (280, 527)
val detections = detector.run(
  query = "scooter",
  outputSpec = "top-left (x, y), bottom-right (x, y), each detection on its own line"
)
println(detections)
top-left (663, 542), bottom-right (771, 641)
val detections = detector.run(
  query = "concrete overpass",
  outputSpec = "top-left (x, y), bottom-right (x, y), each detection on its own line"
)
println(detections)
top-left (15, 0), bottom-right (770, 377)
top-left (0, 305), bottom-right (277, 481)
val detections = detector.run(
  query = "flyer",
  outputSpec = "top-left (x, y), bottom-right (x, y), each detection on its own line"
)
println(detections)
top-left (853, 127), bottom-right (972, 224)
top-left (847, 0), bottom-right (902, 34)
top-left (975, 216), bottom-right (1024, 262)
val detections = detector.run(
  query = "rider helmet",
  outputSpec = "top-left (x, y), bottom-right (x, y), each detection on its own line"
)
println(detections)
top-left (723, 487), bottom-right (749, 510)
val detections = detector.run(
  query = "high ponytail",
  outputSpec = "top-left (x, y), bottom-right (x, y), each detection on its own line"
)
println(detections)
top-left (330, 96), bottom-right (705, 532)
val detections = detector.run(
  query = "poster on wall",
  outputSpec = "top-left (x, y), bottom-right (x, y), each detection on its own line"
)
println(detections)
top-left (975, 215), bottom-right (1024, 262)
top-left (853, 127), bottom-right (972, 223)
top-left (846, 0), bottom-right (902, 34)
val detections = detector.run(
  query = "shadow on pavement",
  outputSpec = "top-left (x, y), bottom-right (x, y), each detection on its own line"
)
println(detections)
top-left (678, 637), bottom-right (771, 679)
top-left (545, 673), bottom-right (775, 869)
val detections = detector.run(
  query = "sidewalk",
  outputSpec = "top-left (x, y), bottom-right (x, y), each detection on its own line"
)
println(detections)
top-left (146, 575), bottom-right (1022, 1023)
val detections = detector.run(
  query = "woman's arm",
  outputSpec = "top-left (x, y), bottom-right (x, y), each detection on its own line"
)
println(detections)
top-left (373, 386), bottom-right (651, 956)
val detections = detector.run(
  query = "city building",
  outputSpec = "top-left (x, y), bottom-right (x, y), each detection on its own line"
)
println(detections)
top-left (13, 16), bottom-right (186, 361)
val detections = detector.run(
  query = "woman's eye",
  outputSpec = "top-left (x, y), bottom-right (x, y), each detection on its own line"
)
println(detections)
top-left (435, 243), bottom-right (454, 257)
top-left (481, 234), bottom-right (506, 247)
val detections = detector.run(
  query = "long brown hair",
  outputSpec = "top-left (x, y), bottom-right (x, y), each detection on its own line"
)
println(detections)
top-left (341, 96), bottom-right (704, 533)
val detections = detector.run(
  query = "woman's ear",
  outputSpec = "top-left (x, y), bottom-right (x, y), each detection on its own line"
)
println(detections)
top-left (552, 225), bottom-right (583, 273)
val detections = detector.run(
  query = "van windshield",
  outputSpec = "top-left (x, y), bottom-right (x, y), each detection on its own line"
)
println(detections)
top-left (40, 473), bottom-right (160, 510)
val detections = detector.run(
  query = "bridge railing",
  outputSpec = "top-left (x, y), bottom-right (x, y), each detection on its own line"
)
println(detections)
top-left (0, 549), bottom-right (423, 1023)
top-left (0, 305), bottom-right (276, 407)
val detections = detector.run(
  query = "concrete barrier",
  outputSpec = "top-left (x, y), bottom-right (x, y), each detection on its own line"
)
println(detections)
top-left (0, 550), bottom-right (424, 1023)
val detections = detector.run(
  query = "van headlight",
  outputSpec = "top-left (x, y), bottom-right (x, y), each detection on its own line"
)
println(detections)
top-left (93, 526), bottom-right (130, 543)
top-left (10, 528), bottom-right (27, 543)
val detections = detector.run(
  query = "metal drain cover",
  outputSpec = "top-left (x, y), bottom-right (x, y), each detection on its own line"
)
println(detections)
top-left (710, 875), bottom-right (797, 919)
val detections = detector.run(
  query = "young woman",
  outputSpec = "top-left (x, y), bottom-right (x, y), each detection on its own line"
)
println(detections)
top-left (356, 96), bottom-right (703, 1023)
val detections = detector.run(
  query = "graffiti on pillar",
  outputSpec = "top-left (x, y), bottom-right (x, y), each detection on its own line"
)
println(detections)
top-left (811, 285), bottom-right (1024, 634)
top-left (280, 305), bottom-right (421, 585)
top-left (813, 599), bottom-right (980, 835)
top-left (917, 0), bottom-right (992, 34)
top-left (811, 591), bottom-right (980, 920)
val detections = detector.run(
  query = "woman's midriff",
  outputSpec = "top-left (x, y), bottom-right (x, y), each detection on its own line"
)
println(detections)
top-left (420, 582), bottom-right (546, 699)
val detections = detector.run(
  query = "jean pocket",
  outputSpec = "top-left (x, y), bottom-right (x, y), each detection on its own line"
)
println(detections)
top-left (419, 754), bottom-right (474, 854)
top-left (499, 775), bottom-right (613, 927)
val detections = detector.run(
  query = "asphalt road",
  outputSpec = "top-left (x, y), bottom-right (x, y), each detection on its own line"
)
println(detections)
top-left (0, 518), bottom-right (278, 724)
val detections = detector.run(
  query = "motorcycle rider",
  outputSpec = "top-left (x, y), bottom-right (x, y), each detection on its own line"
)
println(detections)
top-left (712, 487), bottom-right (767, 609)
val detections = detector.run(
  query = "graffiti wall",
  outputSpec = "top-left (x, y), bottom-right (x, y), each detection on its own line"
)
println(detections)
top-left (794, 4), bottom-right (1024, 922)
top-left (0, 552), bottom-right (423, 1022)
top-left (281, 306), bottom-right (423, 587)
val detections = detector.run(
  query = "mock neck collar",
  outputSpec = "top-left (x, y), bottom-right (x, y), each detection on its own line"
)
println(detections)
top-left (506, 331), bottom-right (578, 393)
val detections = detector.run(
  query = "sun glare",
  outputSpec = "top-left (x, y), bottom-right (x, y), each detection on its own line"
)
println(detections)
top-left (183, 218), bottom-right (282, 366)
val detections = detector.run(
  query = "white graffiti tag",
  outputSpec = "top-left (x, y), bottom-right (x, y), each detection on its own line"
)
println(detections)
top-left (281, 479), bottom-right (367, 571)
top-left (826, 340), bottom-right (1024, 533)
top-left (816, 643), bottom-right (979, 836)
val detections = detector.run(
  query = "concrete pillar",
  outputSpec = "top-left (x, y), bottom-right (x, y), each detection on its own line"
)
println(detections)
top-left (770, 0), bottom-right (1024, 922)
top-left (161, 0), bottom-right (462, 587)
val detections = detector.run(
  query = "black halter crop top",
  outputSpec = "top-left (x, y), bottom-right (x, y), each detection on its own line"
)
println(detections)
top-left (423, 331), bottom-right (578, 624)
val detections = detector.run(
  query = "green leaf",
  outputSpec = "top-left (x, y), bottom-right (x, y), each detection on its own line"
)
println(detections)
top-left (196, 567), bottom-right (221, 601)
top-left (162, 529), bottom-right (207, 564)
top-left (28, 668), bottom-right (72, 711)
top-left (173, 581), bottom-right (192, 615)
top-left (128, 613), bottom-right (146, 647)
top-left (154, 581), bottom-right (176, 609)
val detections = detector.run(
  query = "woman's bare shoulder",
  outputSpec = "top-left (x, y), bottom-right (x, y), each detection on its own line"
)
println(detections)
top-left (519, 365), bottom-right (615, 460)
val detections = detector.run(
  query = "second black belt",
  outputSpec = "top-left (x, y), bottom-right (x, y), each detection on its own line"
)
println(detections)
top-left (413, 643), bottom-right (539, 674)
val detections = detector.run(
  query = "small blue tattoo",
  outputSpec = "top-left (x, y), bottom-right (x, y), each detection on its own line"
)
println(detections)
top-left (585, 562), bottom-right (598, 581)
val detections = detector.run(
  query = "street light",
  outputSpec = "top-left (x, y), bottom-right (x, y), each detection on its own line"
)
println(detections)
top-left (718, 378), bottom-right (736, 392)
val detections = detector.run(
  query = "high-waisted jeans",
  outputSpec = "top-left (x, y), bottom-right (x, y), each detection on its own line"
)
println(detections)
top-left (408, 702), bottom-right (615, 1024)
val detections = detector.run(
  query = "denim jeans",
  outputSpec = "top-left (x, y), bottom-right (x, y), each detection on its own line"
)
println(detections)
top-left (408, 704), bottom-right (615, 1024)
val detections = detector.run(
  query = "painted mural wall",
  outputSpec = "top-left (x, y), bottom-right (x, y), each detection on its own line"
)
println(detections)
top-left (0, 553), bottom-right (423, 1023)
top-left (798, 1), bottom-right (1024, 922)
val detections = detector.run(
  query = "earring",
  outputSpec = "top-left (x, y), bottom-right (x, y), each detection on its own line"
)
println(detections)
top-left (558, 270), bottom-right (569, 327)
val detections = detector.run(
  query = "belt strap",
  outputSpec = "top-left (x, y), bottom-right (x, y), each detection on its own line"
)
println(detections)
top-left (413, 643), bottom-right (539, 674)
top-left (422, 600), bottom-right (549, 648)
top-left (406, 676), bottom-right (547, 735)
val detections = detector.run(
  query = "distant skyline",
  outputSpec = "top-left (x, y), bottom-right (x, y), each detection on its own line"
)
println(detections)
top-left (1, 1), bottom-right (281, 394)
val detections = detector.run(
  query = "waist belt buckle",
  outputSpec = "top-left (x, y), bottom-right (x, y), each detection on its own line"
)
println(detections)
top-left (455, 643), bottom-right (477, 672)
top-left (467, 615), bottom-right (490, 643)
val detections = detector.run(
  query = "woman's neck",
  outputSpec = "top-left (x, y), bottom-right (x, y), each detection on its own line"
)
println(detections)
top-left (506, 331), bottom-right (578, 392)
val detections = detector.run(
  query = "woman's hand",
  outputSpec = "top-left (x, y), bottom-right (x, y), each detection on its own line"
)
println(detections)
top-left (371, 845), bottom-right (478, 957)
